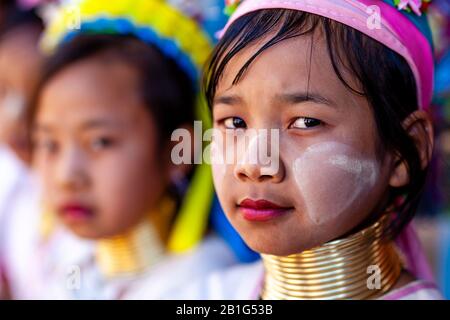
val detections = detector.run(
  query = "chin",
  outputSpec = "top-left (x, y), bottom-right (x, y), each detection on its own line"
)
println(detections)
top-left (66, 224), bottom-right (103, 239)
top-left (232, 217), bottom-right (312, 257)
top-left (242, 234), bottom-right (304, 257)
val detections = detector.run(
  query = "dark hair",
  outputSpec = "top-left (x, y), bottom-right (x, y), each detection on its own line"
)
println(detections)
top-left (30, 34), bottom-right (196, 147)
top-left (204, 9), bottom-right (431, 240)
top-left (0, 1), bottom-right (43, 40)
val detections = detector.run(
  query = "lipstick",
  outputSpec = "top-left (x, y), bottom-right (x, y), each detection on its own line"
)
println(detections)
top-left (58, 203), bottom-right (94, 223)
top-left (238, 199), bottom-right (292, 222)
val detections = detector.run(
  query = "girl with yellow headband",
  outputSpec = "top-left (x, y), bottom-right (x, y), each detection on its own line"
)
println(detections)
top-left (1, 0), bottom-right (250, 299)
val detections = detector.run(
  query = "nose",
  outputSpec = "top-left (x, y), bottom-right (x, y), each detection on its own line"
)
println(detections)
top-left (233, 130), bottom-right (285, 183)
top-left (55, 144), bottom-right (88, 191)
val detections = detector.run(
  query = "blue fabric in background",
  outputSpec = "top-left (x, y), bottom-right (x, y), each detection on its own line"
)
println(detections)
top-left (435, 49), bottom-right (450, 96)
top-left (210, 194), bottom-right (260, 263)
top-left (199, 0), bottom-right (228, 43)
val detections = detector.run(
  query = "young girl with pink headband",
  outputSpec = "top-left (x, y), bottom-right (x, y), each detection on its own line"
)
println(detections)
top-left (188, 0), bottom-right (443, 299)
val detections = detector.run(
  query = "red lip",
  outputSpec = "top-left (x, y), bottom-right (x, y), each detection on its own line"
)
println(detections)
top-left (238, 199), bottom-right (292, 222)
top-left (58, 203), bottom-right (94, 223)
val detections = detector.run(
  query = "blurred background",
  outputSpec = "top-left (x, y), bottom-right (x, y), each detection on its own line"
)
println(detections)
top-left (416, 0), bottom-right (450, 300)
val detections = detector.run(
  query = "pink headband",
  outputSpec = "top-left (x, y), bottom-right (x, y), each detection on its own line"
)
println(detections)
top-left (221, 0), bottom-right (434, 109)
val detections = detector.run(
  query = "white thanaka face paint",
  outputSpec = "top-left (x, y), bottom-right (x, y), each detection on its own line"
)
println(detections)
top-left (293, 142), bottom-right (379, 225)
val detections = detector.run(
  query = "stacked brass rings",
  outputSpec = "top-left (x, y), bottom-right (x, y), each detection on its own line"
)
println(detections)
top-left (261, 215), bottom-right (402, 300)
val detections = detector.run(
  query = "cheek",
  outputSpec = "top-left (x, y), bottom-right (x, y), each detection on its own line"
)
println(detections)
top-left (93, 147), bottom-right (166, 218)
top-left (211, 141), bottom-right (227, 191)
top-left (210, 130), bottom-right (258, 205)
top-left (34, 161), bottom-right (55, 200)
top-left (292, 142), bottom-right (380, 225)
top-left (210, 131), bottom-right (237, 194)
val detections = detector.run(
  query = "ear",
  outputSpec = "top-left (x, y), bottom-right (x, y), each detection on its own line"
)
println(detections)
top-left (389, 110), bottom-right (434, 188)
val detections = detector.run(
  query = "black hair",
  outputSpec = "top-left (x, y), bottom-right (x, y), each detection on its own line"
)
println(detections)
top-left (0, 1), bottom-right (43, 40)
top-left (30, 34), bottom-right (196, 147)
top-left (204, 9), bottom-right (432, 240)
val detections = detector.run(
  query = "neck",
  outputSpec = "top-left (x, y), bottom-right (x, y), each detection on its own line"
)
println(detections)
top-left (261, 215), bottom-right (403, 300)
top-left (96, 196), bottom-right (176, 278)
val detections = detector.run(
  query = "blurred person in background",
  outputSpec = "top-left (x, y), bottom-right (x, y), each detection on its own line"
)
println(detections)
top-left (0, 0), bottom-right (43, 300)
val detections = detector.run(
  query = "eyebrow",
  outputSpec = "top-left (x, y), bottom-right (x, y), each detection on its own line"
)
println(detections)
top-left (213, 94), bottom-right (244, 107)
top-left (33, 124), bottom-right (53, 134)
top-left (33, 119), bottom-right (122, 134)
top-left (213, 92), bottom-right (334, 109)
top-left (274, 92), bottom-right (334, 107)
top-left (80, 119), bottom-right (122, 130)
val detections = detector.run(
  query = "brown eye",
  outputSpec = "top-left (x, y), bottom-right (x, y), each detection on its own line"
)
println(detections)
top-left (35, 138), bottom-right (58, 155)
top-left (91, 137), bottom-right (114, 151)
top-left (291, 117), bottom-right (322, 129)
top-left (223, 117), bottom-right (247, 129)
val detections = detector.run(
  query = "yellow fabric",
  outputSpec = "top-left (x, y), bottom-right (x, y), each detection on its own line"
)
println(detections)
top-left (41, 0), bottom-right (212, 73)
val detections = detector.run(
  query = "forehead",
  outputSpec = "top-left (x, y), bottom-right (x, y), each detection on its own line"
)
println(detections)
top-left (0, 27), bottom-right (41, 87)
top-left (216, 28), bottom-right (359, 104)
top-left (37, 56), bottom-right (144, 126)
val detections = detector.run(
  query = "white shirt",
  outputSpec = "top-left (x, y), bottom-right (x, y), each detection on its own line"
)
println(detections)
top-left (0, 146), bottom-right (29, 236)
top-left (125, 235), bottom-right (238, 299)
top-left (0, 146), bottom-right (30, 298)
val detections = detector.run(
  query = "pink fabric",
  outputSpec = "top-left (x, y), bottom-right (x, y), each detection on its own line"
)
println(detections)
top-left (17, 0), bottom-right (47, 9)
top-left (381, 280), bottom-right (438, 300)
top-left (395, 222), bottom-right (435, 283)
top-left (251, 271), bottom-right (264, 300)
top-left (221, 0), bottom-right (434, 109)
top-left (17, 0), bottom-right (39, 9)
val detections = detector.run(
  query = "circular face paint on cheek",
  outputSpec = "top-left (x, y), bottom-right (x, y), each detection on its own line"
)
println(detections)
top-left (293, 142), bottom-right (380, 225)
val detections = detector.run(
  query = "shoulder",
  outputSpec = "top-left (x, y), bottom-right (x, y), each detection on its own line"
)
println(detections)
top-left (173, 259), bottom-right (264, 300)
top-left (125, 234), bottom-right (242, 299)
